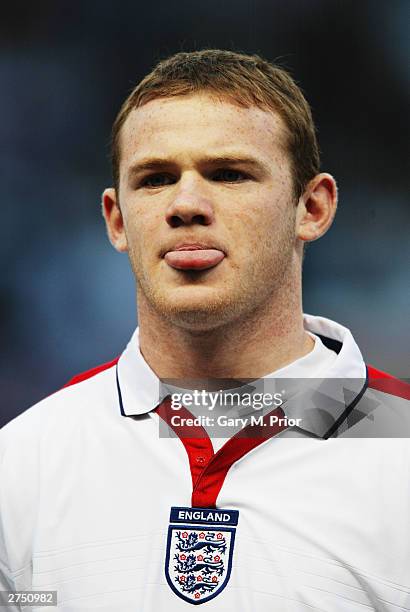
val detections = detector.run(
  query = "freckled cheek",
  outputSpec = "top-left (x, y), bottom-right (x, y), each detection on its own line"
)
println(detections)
top-left (124, 209), bottom-right (164, 261)
top-left (226, 195), bottom-right (282, 235)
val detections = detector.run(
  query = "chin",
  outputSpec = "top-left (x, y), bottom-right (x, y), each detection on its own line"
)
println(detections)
top-left (152, 287), bottom-right (242, 331)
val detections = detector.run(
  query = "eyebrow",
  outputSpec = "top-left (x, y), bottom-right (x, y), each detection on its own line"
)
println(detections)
top-left (201, 156), bottom-right (270, 173)
top-left (127, 154), bottom-right (270, 177)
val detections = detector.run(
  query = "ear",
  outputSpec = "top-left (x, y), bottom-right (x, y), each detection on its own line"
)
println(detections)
top-left (296, 173), bottom-right (338, 242)
top-left (101, 188), bottom-right (128, 253)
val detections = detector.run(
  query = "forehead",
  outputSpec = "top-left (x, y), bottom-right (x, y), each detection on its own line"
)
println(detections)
top-left (119, 94), bottom-right (288, 166)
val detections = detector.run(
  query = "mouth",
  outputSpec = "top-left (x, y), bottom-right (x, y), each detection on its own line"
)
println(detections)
top-left (163, 243), bottom-right (226, 271)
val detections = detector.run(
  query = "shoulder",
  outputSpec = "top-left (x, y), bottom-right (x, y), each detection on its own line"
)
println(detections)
top-left (0, 358), bottom-right (121, 549)
top-left (0, 357), bottom-right (120, 456)
top-left (62, 357), bottom-right (119, 388)
top-left (366, 364), bottom-right (410, 400)
top-left (342, 365), bottom-right (410, 438)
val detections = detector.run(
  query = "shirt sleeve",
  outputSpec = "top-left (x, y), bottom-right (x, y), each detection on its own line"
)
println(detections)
top-left (0, 432), bottom-right (21, 611)
top-left (0, 425), bottom-right (34, 609)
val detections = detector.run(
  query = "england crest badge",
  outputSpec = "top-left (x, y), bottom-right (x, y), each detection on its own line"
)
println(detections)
top-left (165, 506), bottom-right (238, 605)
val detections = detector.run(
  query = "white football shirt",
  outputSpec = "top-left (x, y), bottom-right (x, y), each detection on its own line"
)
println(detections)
top-left (0, 314), bottom-right (409, 611)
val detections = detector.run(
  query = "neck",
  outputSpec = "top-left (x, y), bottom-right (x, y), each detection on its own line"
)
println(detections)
top-left (137, 281), bottom-right (313, 381)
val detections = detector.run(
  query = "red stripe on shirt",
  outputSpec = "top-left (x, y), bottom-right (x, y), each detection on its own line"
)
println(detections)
top-left (367, 365), bottom-right (410, 400)
top-left (156, 397), bottom-right (288, 508)
top-left (63, 358), bottom-right (119, 388)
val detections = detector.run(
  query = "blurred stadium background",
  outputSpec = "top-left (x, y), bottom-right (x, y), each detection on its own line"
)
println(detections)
top-left (1, 0), bottom-right (409, 426)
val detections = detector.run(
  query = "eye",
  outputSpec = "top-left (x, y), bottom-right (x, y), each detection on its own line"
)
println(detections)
top-left (140, 173), bottom-right (176, 188)
top-left (212, 168), bottom-right (248, 183)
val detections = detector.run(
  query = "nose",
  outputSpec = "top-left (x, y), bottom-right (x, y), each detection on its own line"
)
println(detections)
top-left (165, 179), bottom-right (215, 228)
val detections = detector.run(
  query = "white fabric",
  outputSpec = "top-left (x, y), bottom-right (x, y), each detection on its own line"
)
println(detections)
top-left (0, 314), bottom-right (409, 611)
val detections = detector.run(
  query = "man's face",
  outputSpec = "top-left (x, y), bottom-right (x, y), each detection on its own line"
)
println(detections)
top-left (113, 93), bottom-right (300, 330)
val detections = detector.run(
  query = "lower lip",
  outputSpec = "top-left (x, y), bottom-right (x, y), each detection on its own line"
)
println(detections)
top-left (164, 249), bottom-right (225, 271)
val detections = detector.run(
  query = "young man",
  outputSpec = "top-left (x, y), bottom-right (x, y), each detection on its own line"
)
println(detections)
top-left (1, 50), bottom-right (409, 611)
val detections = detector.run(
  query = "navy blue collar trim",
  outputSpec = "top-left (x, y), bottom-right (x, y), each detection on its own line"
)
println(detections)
top-left (116, 364), bottom-right (126, 417)
top-left (323, 365), bottom-right (369, 439)
top-left (316, 333), bottom-right (343, 354)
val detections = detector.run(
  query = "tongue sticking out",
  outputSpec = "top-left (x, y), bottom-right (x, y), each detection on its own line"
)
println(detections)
top-left (164, 249), bottom-right (225, 271)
